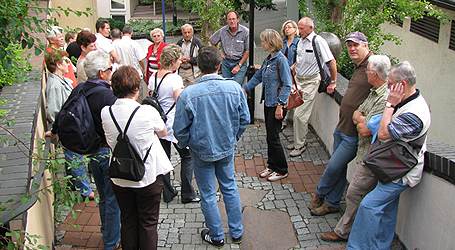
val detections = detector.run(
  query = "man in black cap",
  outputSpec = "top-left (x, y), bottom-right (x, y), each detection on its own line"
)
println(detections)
top-left (309, 31), bottom-right (373, 217)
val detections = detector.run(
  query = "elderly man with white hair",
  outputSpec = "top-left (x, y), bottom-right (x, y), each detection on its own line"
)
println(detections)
top-left (47, 50), bottom-right (121, 250)
top-left (176, 24), bottom-right (204, 86)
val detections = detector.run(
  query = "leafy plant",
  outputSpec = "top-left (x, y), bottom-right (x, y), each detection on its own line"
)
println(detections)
top-left (98, 17), bottom-right (125, 31)
top-left (127, 18), bottom-right (187, 34)
top-left (0, 44), bottom-right (32, 89)
top-left (297, 0), bottom-right (449, 78)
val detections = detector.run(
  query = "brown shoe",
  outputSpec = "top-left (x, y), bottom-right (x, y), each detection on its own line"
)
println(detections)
top-left (321, 231), bottom-right (346, 242)
top-left (310, 203), bottom-right (340, 216)
top-left (308, 193), bottom-right (324, 210)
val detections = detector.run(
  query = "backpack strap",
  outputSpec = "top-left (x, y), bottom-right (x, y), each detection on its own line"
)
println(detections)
top-left (109, 106), bottom-right (152, 162)
top-left (153, 71), bottom-right (176, 115)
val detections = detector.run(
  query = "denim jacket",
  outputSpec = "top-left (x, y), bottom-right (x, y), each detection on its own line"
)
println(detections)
top-left (243, 51), bottom-right (292, 107)
top-left (173, 74), bottom-right (250, 162)
top-left (281, 37), bottom-right (300, 66)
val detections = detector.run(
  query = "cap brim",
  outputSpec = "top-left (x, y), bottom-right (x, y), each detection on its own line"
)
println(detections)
top-left (345, 38), bottom-right (363, 43)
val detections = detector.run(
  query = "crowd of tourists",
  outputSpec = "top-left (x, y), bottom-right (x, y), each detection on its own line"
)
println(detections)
top-left (43, 10), bottom-right (430, 250)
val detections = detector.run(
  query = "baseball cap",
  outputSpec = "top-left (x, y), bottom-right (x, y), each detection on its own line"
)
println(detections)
top-left (345, 31), bottom-right (367, 43)
top-left (45, 26), bottom-right (63, 39)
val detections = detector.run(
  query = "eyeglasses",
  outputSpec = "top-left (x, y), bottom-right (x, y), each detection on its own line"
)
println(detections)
top-left (365, 69), bottom-right (376, 74)
top-left (103, 66), bottom-right (113, 72)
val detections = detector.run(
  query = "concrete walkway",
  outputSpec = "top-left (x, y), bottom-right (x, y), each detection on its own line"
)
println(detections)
top-left (54, 123), bottom-right (404, 250)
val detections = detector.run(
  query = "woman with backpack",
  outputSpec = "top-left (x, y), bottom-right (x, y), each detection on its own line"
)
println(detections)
top-left (101, 66), bottom-right (173, 250)
top-left (148, 44), bottom-right (200, 204)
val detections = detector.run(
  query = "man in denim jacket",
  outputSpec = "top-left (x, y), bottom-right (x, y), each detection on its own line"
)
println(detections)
top-left (173, 46), bottom-right (250, 248)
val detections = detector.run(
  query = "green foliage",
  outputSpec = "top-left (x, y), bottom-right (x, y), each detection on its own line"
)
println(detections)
top-left (0, 43), bottom-right (32, 88)
top-left (0, 0), bottom-right (91, 86)
top-left (233, 0), bottom-right (277, 21)
top-left (297, 0), bottom-right (449, 78)
top-left (127, 18), bottom-right (187, 34)
top-left (99, 17), bottom-right (125, 31)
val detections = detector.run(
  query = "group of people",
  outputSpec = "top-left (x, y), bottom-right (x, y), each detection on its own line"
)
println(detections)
top-left (42, 10), bottom-right (431, 250)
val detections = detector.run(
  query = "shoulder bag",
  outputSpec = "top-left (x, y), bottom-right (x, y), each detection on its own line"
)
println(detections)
top-left (312, 35), bottom-right (332, 93)
top-left (363, 133), bottom-right (427, 184)
top-left (276, 56), bottom-right (304, 110)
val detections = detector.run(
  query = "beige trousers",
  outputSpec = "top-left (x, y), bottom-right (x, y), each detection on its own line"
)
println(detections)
top-left (292, 73), bottom-right (320, 149)
top-left (334, 162), bottom-right (377, 239)
top-left (179, 68), bottom-right (198, 87)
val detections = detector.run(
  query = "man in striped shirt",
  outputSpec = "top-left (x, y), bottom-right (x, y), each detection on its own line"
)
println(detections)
top-left (319, 55), bottom-right (391, 241)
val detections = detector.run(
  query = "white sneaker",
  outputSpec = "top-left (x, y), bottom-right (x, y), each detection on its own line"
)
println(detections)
top-left (266, 172), bottom-right (289, 182)
top-left (259, 168), bottom-right (273, 178)
top-left (290, 146), bottom-right (307, 157)
top-left (286, 144), bottom-right (295, 150)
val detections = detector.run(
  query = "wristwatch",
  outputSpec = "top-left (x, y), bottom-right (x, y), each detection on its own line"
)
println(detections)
top-left (238, 63), bottom-right (242, 67)
top-left (385, 102), bottom-right (395, 108)
top-left (331, 80), bottom-right (336, 84)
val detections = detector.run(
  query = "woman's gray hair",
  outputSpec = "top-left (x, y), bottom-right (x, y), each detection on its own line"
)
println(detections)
top-left (84, 51), bottom-right (111, 79)
top-left (390, 61), bottom-right (417, 86)
top-left (368, 55), bottom-right (391, 80)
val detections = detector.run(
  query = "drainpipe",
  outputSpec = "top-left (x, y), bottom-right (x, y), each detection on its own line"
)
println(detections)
top-left (247, 0), bottom-right (255, 123)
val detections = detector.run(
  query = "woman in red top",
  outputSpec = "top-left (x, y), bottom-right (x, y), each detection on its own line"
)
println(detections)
top-left (146, 28), bottom-right (168, 84)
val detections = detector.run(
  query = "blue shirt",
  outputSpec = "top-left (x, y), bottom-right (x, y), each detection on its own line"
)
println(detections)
top-left (173, 74), bottom-right (250, 162)
top-left (243, 51), bottom-right (292, 107)
top-left (281, 37), bottom-right (300, 66)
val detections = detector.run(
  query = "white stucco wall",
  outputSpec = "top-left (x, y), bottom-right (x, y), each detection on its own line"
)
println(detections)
top-left (97, 0), bottom-right (132, 22)
top-left (396, 173), bottom-right (455, 250)
top-left (380, 8), bottom-right (455, 147)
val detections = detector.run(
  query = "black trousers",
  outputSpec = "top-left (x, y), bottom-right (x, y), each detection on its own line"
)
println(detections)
top-left (264, 106), bottom-right (288, 175)
top-left (160, 139), bottom-right (197, 202)
top-left (111, 175), bottom-right (162, 250)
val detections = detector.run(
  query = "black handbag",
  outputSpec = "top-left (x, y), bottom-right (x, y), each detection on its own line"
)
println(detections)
top-left (363, 133), bottom-right (426, 184)
top-left (142, 72), bottom-right (174, 122)
top-left (312, 35), bottom-right (332, 93)
top-left (108, 106), bottom-right (152, 181)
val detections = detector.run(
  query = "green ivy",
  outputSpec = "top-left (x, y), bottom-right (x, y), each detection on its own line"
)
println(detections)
top-left (127, 18), bottom-right (188, 35)
top-left (98, 17), bottom-right (125, 31)
top-left (0, 44), bottom-right (32, 89)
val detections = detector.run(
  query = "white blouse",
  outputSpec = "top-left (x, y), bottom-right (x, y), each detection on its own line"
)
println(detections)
top-left (101, 98), bottom-right (173, 188)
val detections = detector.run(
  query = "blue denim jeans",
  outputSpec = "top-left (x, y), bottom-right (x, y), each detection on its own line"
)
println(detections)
top-left (316, 127), bottom-right (358, 208)
top-left (89, 147), bottom-right (121, 250)
top-left (192, 153), bottom-right (243, 241)
top-left (222, 59), bottom-right (247, 85)
top-left (64, 149), bottom-right (92, 196)
top-left (347, 180), bottom-right (409, 250)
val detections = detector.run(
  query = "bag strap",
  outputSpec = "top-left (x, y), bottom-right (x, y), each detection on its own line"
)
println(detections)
top-left (312, 35), bottom-right (324, 75)
top-left (407, 131), bottom-right (428, 150)
top-left (154, 71), bottom-right (176, 115)
top-left (276, 55), bottom-right (297, 91)
top-left (109, 106), bottom-right (152, 162)
top-left (109, 106), bottom-right (141, 135)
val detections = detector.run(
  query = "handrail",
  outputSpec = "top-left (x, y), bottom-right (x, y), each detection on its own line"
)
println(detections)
top-left (0, 136), bottom-right (51, 225)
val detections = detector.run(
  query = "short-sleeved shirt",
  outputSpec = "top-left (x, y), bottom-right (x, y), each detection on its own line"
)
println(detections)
top-left (95, 33), bottom-right (114, 54)
top-left (122, 36), bottom-right (146, 77)
top-left (148, 73), bottom-right (184, 143)
top-left (337, 52), bottom-right (373, 137)
top-left (101, 98), bottom-right (172, 188)
top-left (355, 82), bottom-right (389, 163)
top-left (210, 24), bottom-right (249, 60)
top-left (112, 39), bottom-right (135, 67)
top-left (295, 32), bottom-right (334, 77)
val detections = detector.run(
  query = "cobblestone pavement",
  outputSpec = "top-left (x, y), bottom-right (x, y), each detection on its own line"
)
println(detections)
top-left (55, 123), bottom-right (403, 250)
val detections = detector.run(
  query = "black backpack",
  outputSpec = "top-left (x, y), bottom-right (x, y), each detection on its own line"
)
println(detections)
top-left (54, 86), bottom-right (101, 155)
top-left (108, 106), bottom-right (152, 181)
top-left (142, 72), bottom-right (175, 122)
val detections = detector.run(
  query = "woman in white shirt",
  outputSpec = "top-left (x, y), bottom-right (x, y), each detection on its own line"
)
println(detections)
top-left (101, 66), bottom-right (172, 250)
top-left (148, 44), bottom-right (200, 204)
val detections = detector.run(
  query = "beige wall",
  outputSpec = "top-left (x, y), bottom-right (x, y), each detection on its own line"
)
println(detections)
top-left (49, 0), bottom-right (98, 31)
top-left (380, 8), bottom-right (455, 147)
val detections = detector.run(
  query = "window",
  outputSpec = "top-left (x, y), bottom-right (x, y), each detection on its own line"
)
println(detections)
top-left (111, 15), bottom-right (125, 23)
top-left (111, 0), bottom-right (125, 10)
top-left (450, 20), bottom-right (455, 51)
top-left (410, 15), bottom-right (440, 43)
